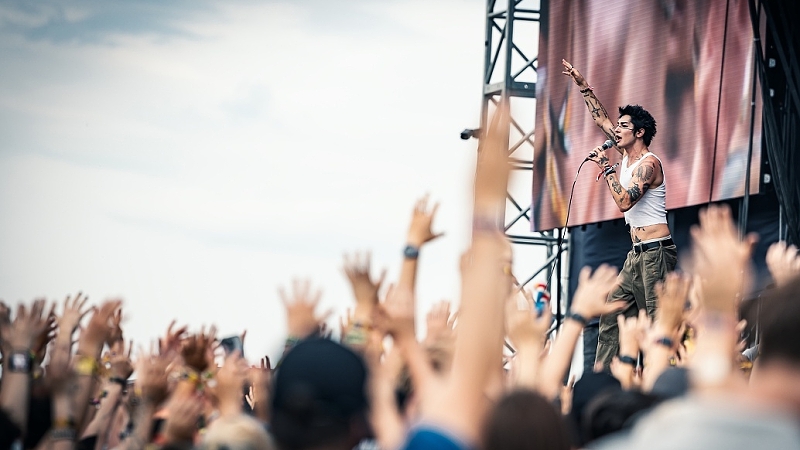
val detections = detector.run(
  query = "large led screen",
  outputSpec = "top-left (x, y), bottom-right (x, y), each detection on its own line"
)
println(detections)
top-left (532, 0), bottom-right (762, 231)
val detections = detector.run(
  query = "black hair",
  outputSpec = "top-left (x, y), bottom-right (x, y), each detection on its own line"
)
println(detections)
top-left (618, 105), bottom-right (657, 146)
top-left (482, 389), bottom-right (571, 450)
top-left (580, 390), bottom-right (662, 445)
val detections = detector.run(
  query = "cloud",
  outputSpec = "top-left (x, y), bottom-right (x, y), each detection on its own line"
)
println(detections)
top-left (0, 0), bottom-right (215, 45)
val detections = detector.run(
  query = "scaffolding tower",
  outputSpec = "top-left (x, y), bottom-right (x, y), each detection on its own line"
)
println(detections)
top-left (479, 0), bottom-right (567, 320)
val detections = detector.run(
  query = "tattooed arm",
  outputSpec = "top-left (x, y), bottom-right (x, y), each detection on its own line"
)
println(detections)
top-left (603, 159), bottom-right (658, 212)
top-left (562, 59), bottom-right (619, 154)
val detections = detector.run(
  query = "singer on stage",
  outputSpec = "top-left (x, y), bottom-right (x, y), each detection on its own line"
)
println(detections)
top-left (562, 59), bottom-right (677, 370)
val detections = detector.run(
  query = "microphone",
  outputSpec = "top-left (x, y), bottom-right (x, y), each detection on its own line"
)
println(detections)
top-left (585, 139), bottom-right (615, 161)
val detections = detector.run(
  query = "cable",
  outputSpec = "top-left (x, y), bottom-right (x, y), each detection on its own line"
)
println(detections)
top-left (544, 159), bottom-right (593, 296)
top-left (545, 159), bottom-right (592, 292)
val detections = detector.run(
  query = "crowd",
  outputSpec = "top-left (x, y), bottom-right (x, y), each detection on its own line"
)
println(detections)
top-left (2, 103), bottom-right (800, 450)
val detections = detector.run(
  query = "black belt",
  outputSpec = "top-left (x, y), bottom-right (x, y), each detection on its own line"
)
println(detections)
top-left (633, 238), bottom-right (674, 254)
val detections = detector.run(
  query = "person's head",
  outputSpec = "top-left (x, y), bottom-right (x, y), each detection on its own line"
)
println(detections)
top-left (758, 275), bottom-right (800, 369)
top-left (616, 105), bottom-right (657, 147)
top-left (580, 390), bottom-right (662, 445)
top-left (202, 414), bottom-right (276, 450)
top-left (482, 389), bottom-right (571, 450)
top-left (270, 338), bottom-right (369, 450)
top-left (567, 371), bottom-right (621, 437)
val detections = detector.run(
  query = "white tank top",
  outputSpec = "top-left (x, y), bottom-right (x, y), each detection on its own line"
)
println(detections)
top-left (619, 152), bottom-right (667, 227)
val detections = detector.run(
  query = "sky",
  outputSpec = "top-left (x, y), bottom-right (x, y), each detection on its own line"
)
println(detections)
top-left (0, 0), bottom-right (547, 361)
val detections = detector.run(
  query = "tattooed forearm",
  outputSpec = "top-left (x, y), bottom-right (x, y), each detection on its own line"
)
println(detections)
top-left (610, 179), bottom-right (623, 195)
top-left (627, 185), bottom-right (642, 203)
top-left (583, 93), bottom-right (610, 121)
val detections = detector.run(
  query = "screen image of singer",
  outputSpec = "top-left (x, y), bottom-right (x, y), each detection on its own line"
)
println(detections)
top-left (531, 0), bottom-right (763, 232)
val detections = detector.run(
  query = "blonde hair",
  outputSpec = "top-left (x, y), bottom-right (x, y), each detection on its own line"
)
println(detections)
top-left (201, 414), bottom-right (276, 450)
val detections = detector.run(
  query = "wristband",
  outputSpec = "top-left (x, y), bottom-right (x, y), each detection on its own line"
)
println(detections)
top-left (342, 328), bottom-right (369, 347)
top-left (53, 417), bottom-right (76, 429)
top-left (7, 350), bottom-right (33, 373)
top-left (51, 428), bottom-right (77, 441)
top-left (654, 337), bottom-right (676, 349)
top-left (109, 376), bottom-right (128, 389)
top-left (566, 312), bottom-right (590, 327)
top-left (352, 320), bottom-right (373, 330)
top-left (596, 163), bottom-right (619, 181)
top-left (618, 355), bottom-right (637, 366)
top-left (403, 244), bottom-right (420, 260)
top-left (73, 354), bottom-right (99, 377)
top-left (180, 369), bottom-right (201, 385)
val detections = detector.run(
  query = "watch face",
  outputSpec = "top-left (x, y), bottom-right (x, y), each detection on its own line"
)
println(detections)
top-left (10, 353), bottom-right (30, 372)
top-left (404, 245), bottom-right (419, 259)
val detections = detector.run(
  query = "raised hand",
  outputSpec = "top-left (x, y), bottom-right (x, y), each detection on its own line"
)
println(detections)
top-left (617, 313), bottom-right (642, 357)
top-left (56, 292), bottom-right (91, 343)
top-left (0, 299), bottom-right (51, 351)
top-left (106, 307), bottom-right (124, 347)
top-left (279, 279), bottom-right (330, 340)
top-left (374, 284), bottom-right (416, 343)
top-left (560, 375), bottom-right (577, 415)
top-left (181, 326), bottom-right (216, 373)
top-left (108, 340), bottom-right (135, 381)
top-left (505, 288), bottom-right (552, 350)
top-left (160, 320), bottom-right (188, 355)
top-left (407, 194), bottom-right (444, 247)
top-left (246, 357), bottom-right (272, 421)
top-left (343, 251), bottom-right (386, 320)
top-left (135, 348), bottom-right (173, 405)
top-left (765, 241), bottom-right (800, 287)
top-left (561, 59), bottom-right (587, 86)
top-left (78, 299), bottom-right (123, 356)
top-left (570, 265), bottom-right (624, 319)
top-left (423, 300), bottom-right (454, 346)
top-left (655, 273), bottom-right (692, 331)
top-left (690, 205), bottom-right (758, 313)
top-left (31, 306), bottom-right (57, 367)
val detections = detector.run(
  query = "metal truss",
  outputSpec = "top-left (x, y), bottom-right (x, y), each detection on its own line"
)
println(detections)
top-left (479, 0), bottom-right (567, 321)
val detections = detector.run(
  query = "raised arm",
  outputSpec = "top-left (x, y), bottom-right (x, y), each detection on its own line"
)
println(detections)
top-left (562, 59), bottom-right (619, 152)
top-left (398, 195), bottom-right (442, 292)
top-left (0, 300), bottom-right (50, 436)
top-left (537, 265), bottom-right (623, 400)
